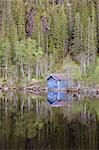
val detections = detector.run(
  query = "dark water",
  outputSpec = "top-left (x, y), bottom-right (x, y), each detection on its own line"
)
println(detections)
top-left (0, 91), bottom-right (99, 150)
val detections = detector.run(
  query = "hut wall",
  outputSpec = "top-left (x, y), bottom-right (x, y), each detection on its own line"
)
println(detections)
top-left (59, 80), bottom-right (69, 88)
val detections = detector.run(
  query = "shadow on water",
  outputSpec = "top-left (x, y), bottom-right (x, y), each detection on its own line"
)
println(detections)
top-left (0, 90), bottom-right (99, 150)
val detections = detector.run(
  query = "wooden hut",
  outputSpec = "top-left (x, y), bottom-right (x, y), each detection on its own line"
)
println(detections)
top-left (47, 74), bottom-right (71, 89)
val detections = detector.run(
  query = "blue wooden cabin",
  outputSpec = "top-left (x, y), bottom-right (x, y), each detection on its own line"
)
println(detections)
top-left (47, 74), bottom-right (71, 89)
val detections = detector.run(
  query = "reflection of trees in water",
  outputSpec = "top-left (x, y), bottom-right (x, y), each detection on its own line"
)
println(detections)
top-left (0, 92), bottom-right (99, 149)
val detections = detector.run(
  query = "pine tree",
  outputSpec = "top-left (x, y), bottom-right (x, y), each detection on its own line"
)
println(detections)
top-left (13, 0), bottom-right (26, 40)
top-left (71, 12), bottom-right (82, 56)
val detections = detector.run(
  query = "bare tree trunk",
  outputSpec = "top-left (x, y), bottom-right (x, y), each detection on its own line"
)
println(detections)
top-left (28, 64), bottom-right (31, 81)
top-left (44, 54), bottom-right (48, 75)
top-left (5, 53), bottom-right (8, 80)
top-left (36, 57), bottom-right (39, 78)
top-left (21, 64), bottom-right (25, 78)
top-left (21, 57), bottom-right (25, 78)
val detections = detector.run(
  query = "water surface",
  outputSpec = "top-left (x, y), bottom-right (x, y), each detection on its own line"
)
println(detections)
top-left (0, 91), bottom-right (99, 150)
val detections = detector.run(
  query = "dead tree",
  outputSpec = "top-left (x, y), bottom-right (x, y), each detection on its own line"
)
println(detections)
top-left (26, 8), bottom-right (35, 37)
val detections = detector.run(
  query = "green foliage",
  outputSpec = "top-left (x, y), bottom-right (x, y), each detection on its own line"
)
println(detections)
top-left (0, 0), bottom-right (98, 83)
top-left (88, 58), bottom-right (99, 84)
top-left (74, 57), bottom-right (99, 86)
top-left (73, 98), bottom-right (99, 119)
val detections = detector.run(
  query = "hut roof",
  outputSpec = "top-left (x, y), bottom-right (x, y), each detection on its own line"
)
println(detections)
top-left (47, 74), bottom-right (67, 81)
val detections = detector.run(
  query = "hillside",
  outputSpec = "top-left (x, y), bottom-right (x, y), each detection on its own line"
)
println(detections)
top-left (0, 0), bottom-right (99, 86)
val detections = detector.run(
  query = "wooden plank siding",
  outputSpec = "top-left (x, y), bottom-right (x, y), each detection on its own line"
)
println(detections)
top-left (47, 74), bottom-right (73, 89)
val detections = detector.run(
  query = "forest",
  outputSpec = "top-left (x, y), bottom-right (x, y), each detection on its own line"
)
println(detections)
top-left (0, 0), bottom-right (99, 86)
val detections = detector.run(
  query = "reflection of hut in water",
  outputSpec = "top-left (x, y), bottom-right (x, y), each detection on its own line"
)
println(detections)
top-left (47, 92), bottom-right (73, 104)
top-left (47, 74), bottom-right (73, 89)
top-left (51, 101), bottom-right (67, 107)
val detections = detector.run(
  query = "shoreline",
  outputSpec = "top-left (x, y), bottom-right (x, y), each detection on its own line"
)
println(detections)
top-left (0, 79), bottom-right (99, 97)
top-left (1, 84), bottom-right (99, 97)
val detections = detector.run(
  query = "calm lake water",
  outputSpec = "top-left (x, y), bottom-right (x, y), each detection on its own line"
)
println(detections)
top-left (0, 91), bottom-right (99, 150)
